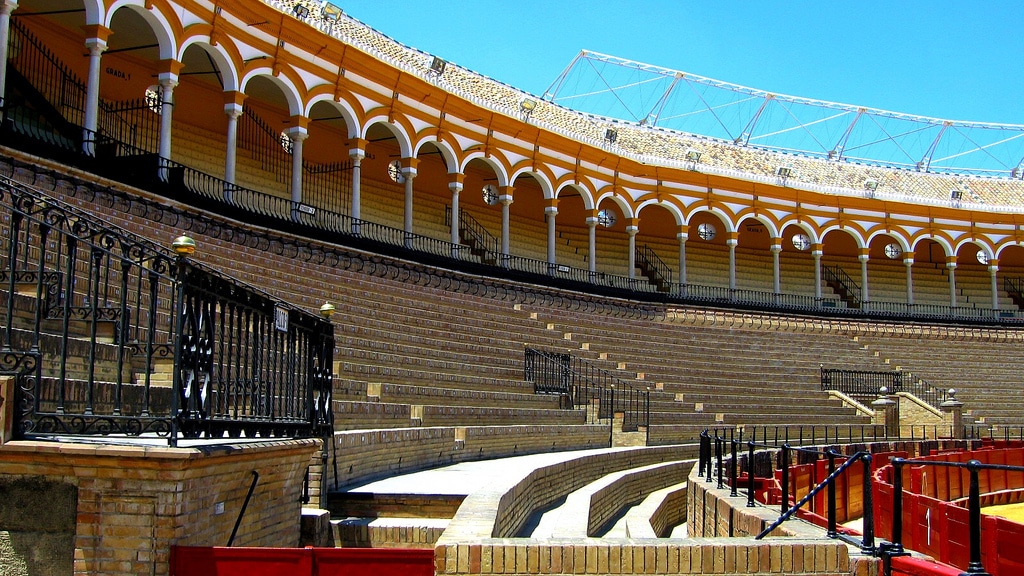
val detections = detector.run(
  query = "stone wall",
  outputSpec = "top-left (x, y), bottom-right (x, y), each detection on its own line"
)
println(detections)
top-left (0, 438), bottom-right (319, 576)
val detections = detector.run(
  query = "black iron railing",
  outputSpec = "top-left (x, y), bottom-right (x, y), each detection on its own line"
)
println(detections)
top-left (636, 244), bottom-right (672, 290)
top-left (820, 366), bottom-right (948, 408)
top-left (0, 174), bottom-right (334, 445)
top-left (822, 264), bottom-right (862, 308)
top-left (446, 207), bottom-right (499, 258)
top-left (524, 348), bottom-right (649, 432)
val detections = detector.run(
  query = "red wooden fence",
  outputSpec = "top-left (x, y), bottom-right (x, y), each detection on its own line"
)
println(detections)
top-left (170, 546), bottom-right (435, 576)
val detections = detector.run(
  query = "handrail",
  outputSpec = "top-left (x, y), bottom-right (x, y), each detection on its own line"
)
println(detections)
top-left (822, 264), bottom-right (862, 308)
top-left (820, 366), bottom-right (949, 409)
top-left (636, 244), bottom-right (672, 289)
top-left (524, 348), bottom-right (649, 431)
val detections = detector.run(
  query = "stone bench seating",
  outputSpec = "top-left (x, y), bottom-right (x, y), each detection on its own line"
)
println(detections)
top-left (622, 481), bottom-right (687, 538)
top-left (326, 425), bottom-right (610, 489)
top-left (339, 358), bottom-right (534, 394)
top-left (333, 400), bottom-right (414, 430)
top-left (367, 382), bottom-right (562, 410)
top-left (418, 405), bottom-right (585, 427)
top-left (531, 459), bottom-right (695, 538)
top-left (334, 344), bottom-right (526, 383)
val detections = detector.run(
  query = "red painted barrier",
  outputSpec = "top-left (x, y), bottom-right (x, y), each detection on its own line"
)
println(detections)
top-left (890, 555), bottom-right (962, 576)
top-left (170, 546), bottom-right (435, 576)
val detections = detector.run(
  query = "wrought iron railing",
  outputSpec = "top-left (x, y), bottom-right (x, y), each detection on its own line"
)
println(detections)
top-left (524, 348), bottom-right (649, 432)
top-left (446, 207), bottom-right (499, 257)
top-left (0, 174), bottom-right (334, 445)
top-left (635, 244), bottom-right (672, 290)
top-left (822, 264), bottom-right (862, 308)
top-left (820, 366), bottom-right (948, 408)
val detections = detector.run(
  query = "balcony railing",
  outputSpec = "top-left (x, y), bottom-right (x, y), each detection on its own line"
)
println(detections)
top-left (0, 174), bottom-right (334, 445)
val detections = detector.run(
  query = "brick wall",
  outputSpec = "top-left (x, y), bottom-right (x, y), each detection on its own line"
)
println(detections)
top-left (0, 438), bottom-right (319, 576)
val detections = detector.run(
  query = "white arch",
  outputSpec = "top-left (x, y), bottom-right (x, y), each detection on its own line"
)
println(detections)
top-left (460, 152), bottom-right (509, 188)
top-left (81, 0), bottom-right (105, 26)
top-left (240, 68), bottom-right (304, 117)
top-left (910, 236), bottom-right (954, 259)
top-left (636, 199), bottom-right (684, 227)
top-left (687, 206), bottom-right (738, 234)
top-left (778, 219), bottom-right (821, 245)
top-left (413, 137), bottom-right (459, 173)
top-left (866, 230), bottom-right (911, 253)
top-left (178, 39), bottom-right (240, 93)
top-left (595, 192), bottom-right (634, 221)
top-left (736, 213), bottom-right (781, 239)
top-left (361, 116), bottom-right (414, 159)
top-left (509, 167), bottom-right (554, 200)
top-left (819, 224), bottom-right (868, 250)
top-left (106, 1), bottom-right (177, 61)
top-left (306, 95), bottom-right (361, 140)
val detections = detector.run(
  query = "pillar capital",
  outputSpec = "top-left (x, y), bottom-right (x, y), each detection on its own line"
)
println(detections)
top-left (285, 125), bottom-right (308, 140)
top-left (946, 256), bottom-right (958, 269)
top-left (769, 243), bottom-right (782, 253)
top-left (224, 90), bottom-right (247, 109)
top-left (158, 59), bottom-right (183, 81)
top-left (0, 2), bottom-right (18, 16)
top-left (81, 24), bottom-right (113, 45)
top-left (288, 115), bottom-right (310, 132)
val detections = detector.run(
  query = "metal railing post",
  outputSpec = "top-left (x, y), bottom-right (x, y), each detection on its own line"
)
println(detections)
top-left (780, 444), bottom-right (790, 516)
top-left (965, 460), bottom-right (991, 575)
top-left (730, 439), bottom-right (738, 497)
top-left (747, 440), bottom-right (756, 507)
top-left (891, 459), bottom-right (905, 554)
top-left (826, 449), bottom-right (838, 538)
top-left (716, 435), bottom-right (724, 489)
top-left (860, 454), bottom-right (875, 553)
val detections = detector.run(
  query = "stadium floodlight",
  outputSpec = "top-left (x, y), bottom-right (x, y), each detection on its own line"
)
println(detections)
top-left (293, 3), bottom-right (310, 18)
top-left (605, 128), bottom-right (617, 143)
top-left (520, 98), bottom-right (537, 117)
top-left (429, 57), bottom-right (447, 76)
top-left (864, 179), bottom-right (878, 191)
top-left (951, 189), bottom-right (963, 201)
top-left (776, 166), bottom-right (792, 178)
top-left (321, 3), bottom-right (343, 21)
top-left (685, 149), bottom-right (701, 162)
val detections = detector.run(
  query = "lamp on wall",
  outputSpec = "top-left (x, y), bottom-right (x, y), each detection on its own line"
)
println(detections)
top-left (864, 179), bottom-right (878, 191)
top-left (951, 189), bottom-right (963, 201)
top-left (685, 149), bottom-right (701, 162)
top-left (776, 166), bottom-right (792, 178)
top-left (429, 57), bottom-right (447, 76)
top-left (604, 128), bottom-right (617, 144)
top-left (293, 3), bottom-right (310, 18)
top-left (322, 3), bottom-right (343, 21)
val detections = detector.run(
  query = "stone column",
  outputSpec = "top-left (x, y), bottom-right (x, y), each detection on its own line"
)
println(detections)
top-left (727, 236), bottom-right (738, 292)
top-left (677, 229), bottom-right (688, 295)
top-left (858, 251), bottom-right (870, 309)
top-left (813, 245), bottom-right (823, 302)
top-left (82, 27), bottom-right (111, 154)
top-left (287, 125), bottom-right (308, 206)
top-left (499, 188), bottom-right (513, 267)
top-left (349, 141), bottom-right (366, 234)
top-left (946, 258), bottom-right (958, 308)
top-left (940, 389), bottom-right (965, 439)
top-left (0, 1), bottom-right (20, 111)
top-left (989, 261), bottom-right (1000, 311)
top-left (770, 242), bottom-right (782, 294)
top-left (871, 387), bottom-right (899, 438)
top-left (156, 65), bottom-right (180, 182)
top-left (223, 99), bottom-right (243, 189)
top-left (545, 200), bottom-right (558, 273)
top-left (587, 214), bottom-right (598, 276)
top-left (626, 223), bottom-right (638, 280)
top-left (904, 253), bottom-right (915, 305)
top-left (401, 158), bottom-right (419, 248)
top-left (449, 176), bottom-right (464, 257)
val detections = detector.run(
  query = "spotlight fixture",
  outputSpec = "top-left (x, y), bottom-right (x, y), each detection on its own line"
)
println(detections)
top-left (776, 166), bottom-right (792, 178)
top-left (685, 149), bottom-right (701, 162)
top-left (321, 3), bottom-right (343, 21)
top-left (863, 179), bottom-right (878, 192)
top-left (520, 98), bottom-right (537, 115)
top-left (604, 128), bottom-right (617, 144)
top-left (951, 189), bottom-right (963, 201)
top-left (429, 56), bottom-right (446, 76)
top-left (293, 3), bottom-right (310, 18)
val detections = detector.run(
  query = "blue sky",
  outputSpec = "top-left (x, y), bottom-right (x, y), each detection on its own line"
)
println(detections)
top-left (338, 1), bottom-right (1024, 126)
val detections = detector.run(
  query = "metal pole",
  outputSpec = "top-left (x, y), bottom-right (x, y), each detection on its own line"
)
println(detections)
top-left (716, 436), bottom-right (723, 489)
top-left (964, 461), bottom-right (991, 575)
top-left (780, 444), bottom-right (790, 516)
top-left (826, 450), bottom-right (837, 538)
top-left (730, 440), bottom-right (738, 497)
top-left (747, 440), bottom-right (756, 507)
top-left (861, 454), bottom-right (875, 553)
top-left (892, 460), bottom-right (905, 553)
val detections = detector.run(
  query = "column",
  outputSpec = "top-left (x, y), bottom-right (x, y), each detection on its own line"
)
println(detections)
top-left (156, 64), bottom-right (180, 182)
top-left (0, 1), bottom-right (20, 110)
top-left (859, 251), bottom-right (870, 308)
top-left (947, 257), bottom-right (958, 308)
top-left (904, 254), bottom-right (915, 305)
top-left (223, 106), bottom-right (242, 189)
top-left (727, 235), bottom-right (738, 292)
top-left (545, 199), bottom-right (558, 273)
top-left (287, 125), bottom-right (308, 206)
top-left (82, 26), bottom-right (112, 154)
top-left (349, 139), bottom-right (367, 235)
top-left (770, 242), bottom-right (782, 294)
top-left (401, 161), bottom-right (418, 248)
top-left (677, 229), bottom-right (688, 294)
top-left (626, 223), bottom-right (638, 281)
top-left (587, 214), bottom-right (598, 276)
top-left (499, 188), bottom-right (513, 266)
top-left (989, 260), bottom-right (1000, 311)
top-left (812, 245), bottom-right (823, 302)
top-left (449, 176), bottom-right (464, 257)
